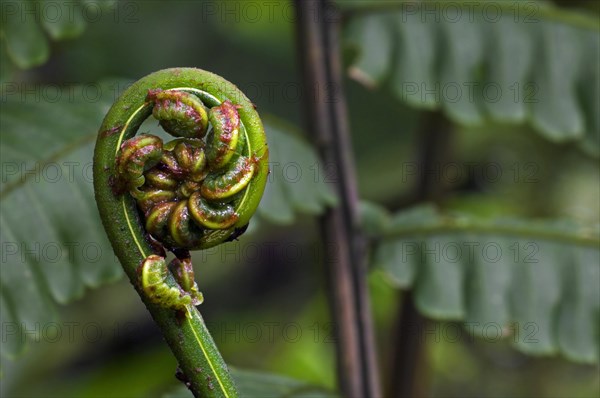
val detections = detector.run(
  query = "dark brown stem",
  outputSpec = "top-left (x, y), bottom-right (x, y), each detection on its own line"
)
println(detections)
top-left (389, 295), bottom-right (428, 398)
top-left (389, 111), bottom-right (454, 397)
top-left (294, 1), bottom-right (381, 397)
top-left (324, 7), bottom-right (382, 398)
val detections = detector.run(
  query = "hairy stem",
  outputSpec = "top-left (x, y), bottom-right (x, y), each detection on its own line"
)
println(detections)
top-left (94, 68), bottom-right (268, 398)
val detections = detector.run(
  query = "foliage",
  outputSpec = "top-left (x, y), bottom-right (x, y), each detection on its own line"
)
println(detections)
top-left (1, 0), bottom-right (116, 70)
top-left (362, 202), bottom-right (600, 363)
top-left (344, 1), bottom-right (600, 156)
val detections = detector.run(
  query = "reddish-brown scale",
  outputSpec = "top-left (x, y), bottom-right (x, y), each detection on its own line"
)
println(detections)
top-left (201, 157), bottom-right (255, 198)
top-left (100, 125), bottom-right (122, 138)
top-left (146, 88), bottom-right (162, 100)
top-left (135, 144), bottom-right (160, 161)
top-left (185, 107), bottom-right (203, 125)
top-left (251, 150), bottom-right (267, 169)
top-left (146, 234), bottom-right (167, 257)
top-left (174, 99), bottom-right (183, 111)
top-left (171, 248), bottom-right (191, 261)
top-left (108, 174), bottom-right (125, 196)
top-left (159, 152), bottom-right (186, 177)
top-left (220, 131), bottom-right (232, 142)
top-left (175, 309), bottom-right (187, 325)
top-left (178, 181), bottom-right (202, 198)
top-left (206, 101), bottom-right (241, 170)
top-left (233, 159), bottom-right (253, 184)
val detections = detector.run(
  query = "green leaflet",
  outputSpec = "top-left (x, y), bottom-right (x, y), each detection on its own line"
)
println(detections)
top-left (2, 0), bottom-right (49, 69)
top-left (365, 203), bottom-right (600, 363)
top-left (0, 83), bottom-right (119, 358)
top-left (344, 2), bottom-right (600, 156)
top-left (1, 0), bottom-right (116, 70)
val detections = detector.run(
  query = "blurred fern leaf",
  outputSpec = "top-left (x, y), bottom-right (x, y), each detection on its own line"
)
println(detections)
top-left (344, 1), bottom-right (600, 156)
top-left (362, 202), bottom-right (600, 363)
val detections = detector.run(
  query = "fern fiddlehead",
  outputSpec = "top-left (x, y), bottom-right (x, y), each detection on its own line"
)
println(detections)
top-left (94, 68), bottom-right (268, 398)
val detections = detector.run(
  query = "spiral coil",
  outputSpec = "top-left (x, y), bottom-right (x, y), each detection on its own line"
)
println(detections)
top-left (116, 89), bottom-right (260, 251)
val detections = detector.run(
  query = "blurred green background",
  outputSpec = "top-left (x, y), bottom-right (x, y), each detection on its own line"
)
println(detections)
top-left (1, 1), bottom-right (599, 397)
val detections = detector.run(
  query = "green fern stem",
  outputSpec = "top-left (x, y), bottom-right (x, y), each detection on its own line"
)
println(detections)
top-left (93, 68), bottom-right (269, 398)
